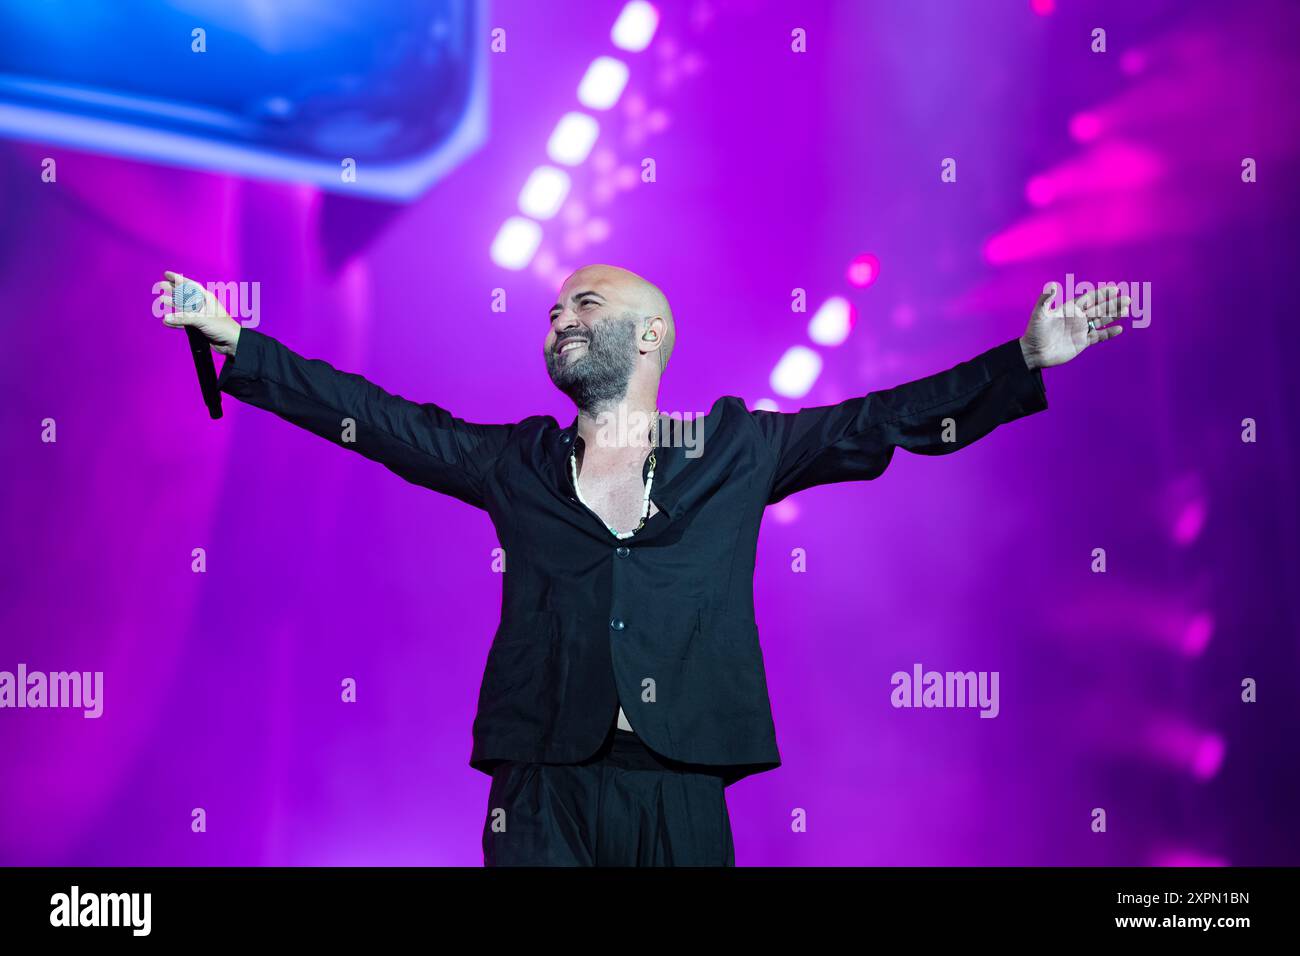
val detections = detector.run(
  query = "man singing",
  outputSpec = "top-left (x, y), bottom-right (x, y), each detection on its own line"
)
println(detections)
top-left (161, 264), bottom-right (1125, 866)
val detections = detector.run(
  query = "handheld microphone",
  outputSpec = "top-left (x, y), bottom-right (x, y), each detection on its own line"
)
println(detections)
top-left (173, 281), bottom-right (223, 420)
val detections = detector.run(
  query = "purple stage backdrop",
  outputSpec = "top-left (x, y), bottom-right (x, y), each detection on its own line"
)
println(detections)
top-left (1, 0), bottom-right (1298, 867)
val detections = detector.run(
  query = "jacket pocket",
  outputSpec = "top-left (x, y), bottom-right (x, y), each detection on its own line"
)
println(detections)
top-left (690, 604), bottom-right (758, 657)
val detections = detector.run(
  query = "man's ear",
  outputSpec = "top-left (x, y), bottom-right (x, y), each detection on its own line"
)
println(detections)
top-left (638, 316), bottom-right (667, 375)
top-left (640, 315), bottom-right (666, 345)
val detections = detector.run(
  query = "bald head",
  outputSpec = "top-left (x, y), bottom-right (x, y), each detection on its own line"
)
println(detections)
top-left (553, 264), bottom-right (675, 372)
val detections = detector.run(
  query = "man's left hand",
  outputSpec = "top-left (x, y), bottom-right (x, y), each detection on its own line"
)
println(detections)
top-left (1020, 283), bottom-right (1128, 370)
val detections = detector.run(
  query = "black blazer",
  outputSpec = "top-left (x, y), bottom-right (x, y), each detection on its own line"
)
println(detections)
top-left (218, 328), bottom-right (1047, 785)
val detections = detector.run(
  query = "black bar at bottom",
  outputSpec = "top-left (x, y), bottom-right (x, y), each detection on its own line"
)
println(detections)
top-left (0, 866), bottom-right (1289, 941)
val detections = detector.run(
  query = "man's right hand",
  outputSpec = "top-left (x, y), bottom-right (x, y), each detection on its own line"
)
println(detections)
top-left (160, 271), bottom-right (243, 357)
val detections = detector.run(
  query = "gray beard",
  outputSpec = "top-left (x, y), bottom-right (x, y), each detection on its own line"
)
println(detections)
top-left (546, 315), bottom-right (639, 413)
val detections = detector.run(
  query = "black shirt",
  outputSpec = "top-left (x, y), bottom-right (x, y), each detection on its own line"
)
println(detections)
top-left (218, 328), bottom-right (1047, 785)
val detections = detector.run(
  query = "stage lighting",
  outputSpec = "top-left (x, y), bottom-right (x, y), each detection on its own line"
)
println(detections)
top-left (611, 1), bottom-right (659, 53)
top-left (807, 296), bottom-right (853, 346)
top-left (1069, 112), bottom-right (1103, 143)
top-left (578, 57), bottom-right (630, 110)
top-left (519, 166), bottom-right (572, 220)
top-left (547, 112), bottom-right (600, 166)
top-left (1144, 717), bottom-right (1227, 781)
top-left (0, 0), bottom-right (487, 201)
top-left (846, 252), bottom-right (880, 288)
top-left (490, 217), bottom-right (543, 270)
top-left (770, 346), bottom-right (823, 399)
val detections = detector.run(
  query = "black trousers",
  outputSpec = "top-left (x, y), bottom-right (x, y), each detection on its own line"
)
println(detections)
top-left (482, 727), bottom-right (735, 866)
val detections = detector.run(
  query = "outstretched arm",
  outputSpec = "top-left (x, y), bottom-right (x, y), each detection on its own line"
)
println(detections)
top-left (161, 271), bottom-right (515, 509)
top-left (751, 286), bottom-right (1128, 504)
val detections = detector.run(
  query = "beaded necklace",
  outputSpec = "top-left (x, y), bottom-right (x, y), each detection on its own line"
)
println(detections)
top-left (569, 410), bottom-right (659, 540)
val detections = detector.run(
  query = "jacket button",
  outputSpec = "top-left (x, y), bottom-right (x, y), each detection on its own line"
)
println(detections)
top-left (616, 546), bottom-right (630, 557)
top-left (561, 434), bottom-right (571, 444)
top-left (610, 618), bottom-right (625, 631)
